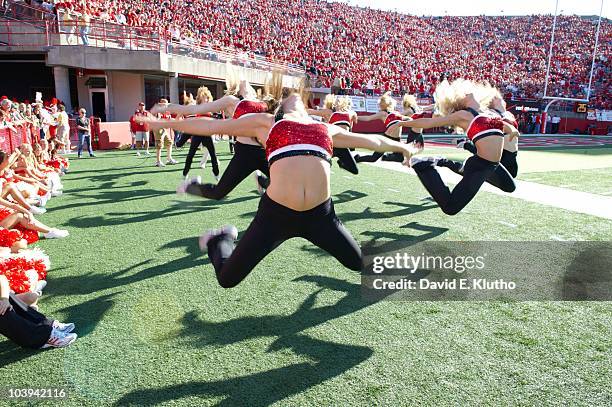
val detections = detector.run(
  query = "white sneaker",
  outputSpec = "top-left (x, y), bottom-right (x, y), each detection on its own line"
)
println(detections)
top-left (199, 160), bottom-right (207, 169)
top-left (30, 206), bottom-right (46, 215)
top-left (38, 192), bottom-right (51, 207)
top-left (199, 225), bottom-right (238, 252)
top-left (214, 174), bottom-right (220, 182)
top-left (43, 229), bottom-right (69, 239)
top-left (176, 176), bottom-right (201, 194)
top-left (155, 161), bottom-right (166, 167)
top-left (166, 158), bottom-right (178, 165)
top-left (51, 190), bottom-right (63, 197)
top-left (144, 151), bottom-right (151, 156)
top-left (136, 151), bottom-right (141, 157)
top-left (41, 329), bottom-right (77, 349)
top-left (52, 321), bottom-right (75, 334)
top-left (254, 170), bottom-right (265, 195)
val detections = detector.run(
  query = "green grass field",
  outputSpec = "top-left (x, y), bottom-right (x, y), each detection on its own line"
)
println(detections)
top-left (1, 145), bottom-right (611, 406)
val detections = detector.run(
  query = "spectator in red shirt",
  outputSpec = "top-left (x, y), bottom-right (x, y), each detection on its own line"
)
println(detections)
top-left (129, 102), bottom-right (151, 157)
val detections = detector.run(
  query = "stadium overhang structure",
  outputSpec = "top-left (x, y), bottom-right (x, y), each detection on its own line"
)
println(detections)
top-left (0, 18), bottom-right (303, 121)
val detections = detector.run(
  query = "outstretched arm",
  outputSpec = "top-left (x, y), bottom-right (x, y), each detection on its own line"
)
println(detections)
top-left (151, 96), bottom-right (236, 116)
top-left (328, 125), bottom-right (417, 164)
top-left (388, 111), bottom-right (465, 132)
top-left (139, 114), bottom-right (271, 140)
top-left (356, 111), bottom-right (386, 122)
top-left (307, 108), bottom-right (333, 121)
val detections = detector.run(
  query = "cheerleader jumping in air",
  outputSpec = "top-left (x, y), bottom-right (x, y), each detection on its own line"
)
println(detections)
top-left (307, 95), bottom-right (359, 174)
top-left (388, 79), bottom-right (518, 215)
top-left (142, 75), bottom-right (416, 288)
top-left (151, 69), bottom-right (271, 198)
top-left (354, 92), bottom-right (424, 162)
top-left (456, 87), bottom-right (520, 179)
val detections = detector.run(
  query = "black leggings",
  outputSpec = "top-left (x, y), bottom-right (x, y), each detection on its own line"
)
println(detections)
top-left (207, 194), bottom-right (363, 288)
top-left (463, 141), bottom-right (519, 179)
top-left (183, 135), bottom-right (219, 177)
top-left (0, 293), bottom-right (53, 349)
top-left (355, 135), bottom-right (403, 163)
top-left (414, 155), bottom-right (516, 215)
top-left (186, 142), bottom-right (270, 200)
top-left (333, 147), bottom-right (359, 174)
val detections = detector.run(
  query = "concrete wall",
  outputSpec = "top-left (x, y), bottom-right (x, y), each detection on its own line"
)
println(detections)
top-left (107, 72), bottom-right (144, 121)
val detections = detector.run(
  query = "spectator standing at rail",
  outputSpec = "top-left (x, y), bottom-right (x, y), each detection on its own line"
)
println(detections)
top-left (79, 10), bottom-right (91, 46)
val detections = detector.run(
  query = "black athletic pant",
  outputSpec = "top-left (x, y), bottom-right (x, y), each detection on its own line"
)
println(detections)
top-left (462, 141), bottom-right (519, 179)
top-left (333, 147), bottom-right (359, 174)
top-left (183, 135), bottom-right (219, 177)
top-left (406, 130), bottom-right (424, 147)
top-left (207, 194), bottom-right (363, 288)
top-left (414, 155), bottom-right (515, 215)
top-left (355, 135), bottom-right (403, 163)
top-left (500, 150), bottom-right (518, 178)
top-left (0, 293), bottom-right (53, 349)
top-left (186, 142), bottom-right (270, 200)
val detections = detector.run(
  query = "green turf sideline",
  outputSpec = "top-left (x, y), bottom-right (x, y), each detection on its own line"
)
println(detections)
top-left (1, 149), bottom-right (610, 406)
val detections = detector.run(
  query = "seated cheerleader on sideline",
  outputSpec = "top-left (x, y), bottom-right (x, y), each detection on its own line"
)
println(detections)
top-left (15, 144), bottom-right (63, 197)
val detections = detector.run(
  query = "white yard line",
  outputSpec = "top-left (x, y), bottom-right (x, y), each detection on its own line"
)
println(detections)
top-left (343, 175), bottom-right (353, 180)
top-left (550, 235), bottom-right (569, 241)
top-left (497, 221), bottom-right (518, 228)
top-left (369, 161), bottom-right (612, 220)
top-left (363, 181), bottom-right (376, 186)
top-left (387, 188), bottom-right (400, 193)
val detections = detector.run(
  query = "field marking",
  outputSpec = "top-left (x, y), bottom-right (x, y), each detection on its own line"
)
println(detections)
top-left (550, 235), bottom-right (568, 241)
top-left (387, 188), bottom-right (400, 193)
top-left (343, 175), bottom-right (353, 180)
top-left (363, 181), bottom-right (376, 186)
top-left (497, 221), bottom-right (518, 228)
top-left (558, 184), bottom-right (576, 188)
top-left (369, 161), bottom-right (612, 220)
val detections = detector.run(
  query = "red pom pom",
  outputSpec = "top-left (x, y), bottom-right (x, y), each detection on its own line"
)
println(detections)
top-left (0, 258), bottom-right (33, 294)
top-left (0, 228), bottom-right (23, 248)
top-left (14, 226), bottom-right (39, 244)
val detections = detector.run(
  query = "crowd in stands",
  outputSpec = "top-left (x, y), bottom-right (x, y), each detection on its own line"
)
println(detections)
top-left (0, 95), bottom-right (77, 350)
top-left (33, 0), bottom-right (609, 109)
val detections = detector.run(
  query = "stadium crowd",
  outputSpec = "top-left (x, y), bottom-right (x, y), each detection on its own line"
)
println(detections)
top-left (43, 0), bottom-right (611, 109)
top-left (0, 95), bottom-right (78, 349)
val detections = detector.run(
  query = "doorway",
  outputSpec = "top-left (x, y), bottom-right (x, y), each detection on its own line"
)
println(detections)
top-left (90, 90), bottom-right (108, 122)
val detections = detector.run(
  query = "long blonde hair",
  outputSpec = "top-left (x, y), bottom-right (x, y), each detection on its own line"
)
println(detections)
top-left (434, 79), bottom-right (492, 117)
top-left (196, 86), bottom-right (213, 104)
top-left (264, 71), bottom-right (309, 114)
top-left (379, 92), bottom-right (396, 112)
top-left (323, 94), bottom-right (336, 110)
top-left (334, 96), bottom-right (352, 112)
top-left (225, 63), bottom-right (256, 99)
top-left (402, 94), bottom-right (419, 114)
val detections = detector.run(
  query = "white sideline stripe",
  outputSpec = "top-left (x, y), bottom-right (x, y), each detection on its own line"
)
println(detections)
top-left (388, 188), bottom-right (400, 193)
top-left (368, 161), bottom-right (612, 220)
top-left (558, 184), bottom-right (576, 188)
top-left (363, 181), bottom-right (376, 186)
top-left (497, 221), bottom-right (517, 228)
top-left (550, 235), bottom-right (568, 241)
top-left (343, 175), bottom-right (353, 180)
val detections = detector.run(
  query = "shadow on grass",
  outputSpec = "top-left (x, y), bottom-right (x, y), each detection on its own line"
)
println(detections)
top-left (0, 341), bottom-right (38, 368)
top-left (339, 201), bottom-right (437, 224)
top-left (116, 221), bottom-right (445, 405)
top-left (116, 276), bottom-right (382, 406)
top-left (65, 195), bottom-right (258, 228)
top-left (45, 237), bottom-right (209, 296)
top-left (0, 292), bottom-right (120, 368)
